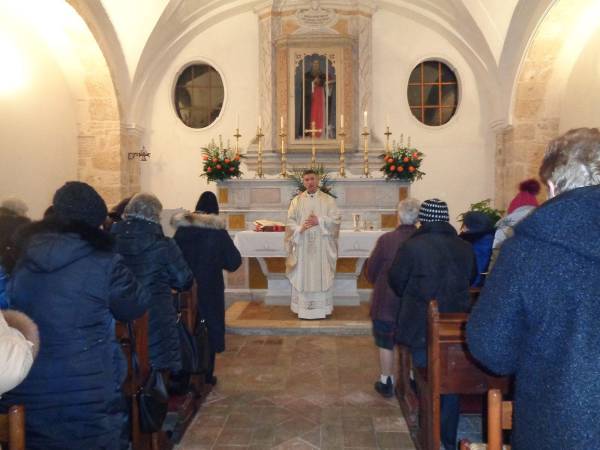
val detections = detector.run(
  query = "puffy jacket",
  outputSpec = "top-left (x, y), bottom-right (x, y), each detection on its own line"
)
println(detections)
top-left (0, 310), bottom-right (38, 396)
top-left (0, 222), bottom-right (148, 450)
top-left (112, 219), bottom-right (193, 371)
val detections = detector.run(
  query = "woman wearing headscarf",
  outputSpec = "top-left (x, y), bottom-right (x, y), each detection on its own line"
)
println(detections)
top-left (0, 181), bottom-right (148, 450)
top-left (112, 193), bottom-right (193, 375)
top-left (171, 192), bottom-right (241, 385)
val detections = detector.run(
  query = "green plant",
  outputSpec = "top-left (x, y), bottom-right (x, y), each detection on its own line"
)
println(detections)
top-left (287, 165), bottom-right (336, 198)
top-left (201, 140), bottom-right (244, 183)
top-left (458, 199), bottom-right (504, 225)
top-left (380, 146), bottom-right (425, 182)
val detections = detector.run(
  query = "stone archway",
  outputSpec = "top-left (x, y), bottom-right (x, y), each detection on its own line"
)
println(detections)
top-left (495, 0), bottom-right (598, 208)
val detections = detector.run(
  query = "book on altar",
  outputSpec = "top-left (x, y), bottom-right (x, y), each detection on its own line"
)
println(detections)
top-left (254, 219), bottom-right (286, 232)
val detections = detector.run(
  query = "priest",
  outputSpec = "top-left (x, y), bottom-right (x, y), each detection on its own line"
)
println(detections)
top-left (285, 169), bottom-right (341, 319)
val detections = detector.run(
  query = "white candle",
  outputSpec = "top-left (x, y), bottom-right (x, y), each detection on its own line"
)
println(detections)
top-left (258, 115), bottom-right (262, 129)
top-left (386, 114), bottom-right (390, 127)
top-left (363, 111), bottom-right (368, 127)
top-left (340, 114), bottom-right (344, 129)
top-left (280, 115), bottom-right (284, 130)
top-left (236, 113), bottom-right (239, 130)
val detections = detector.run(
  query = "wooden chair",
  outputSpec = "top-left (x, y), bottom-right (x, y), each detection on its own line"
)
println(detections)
top-left (395, 345), bottom-right (419, 428)
top-left (0, 405), bottom-right (25, 450)
top-left (459, 389), bottom-right (513, 450)
top-left (415, 300), bottom-right (510, 450)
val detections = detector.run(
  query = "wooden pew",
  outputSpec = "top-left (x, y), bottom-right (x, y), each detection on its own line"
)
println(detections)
top-left (0, 405), bottom-right (25, 450)
top-left (459, 389), bottom-right (513, 450)
top-left (396, 346), bottom-right (419, 428)
top-left (415, 300), bottom-right (510, 450)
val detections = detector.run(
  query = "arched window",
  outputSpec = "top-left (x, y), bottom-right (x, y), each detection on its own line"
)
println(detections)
top-left (174, 64), bottom-right (224, 128)
top-left (407, 61), bottom-right (458, 126)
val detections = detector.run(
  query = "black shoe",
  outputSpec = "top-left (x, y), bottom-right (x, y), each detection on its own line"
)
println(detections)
top-left (374, 377), bottom-right (394, 398)
top-left (205, 375), bottom-right (218, 386)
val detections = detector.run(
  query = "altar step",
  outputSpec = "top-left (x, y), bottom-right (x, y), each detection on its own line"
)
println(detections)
top-left (225, 300), bottom-right (371, 336)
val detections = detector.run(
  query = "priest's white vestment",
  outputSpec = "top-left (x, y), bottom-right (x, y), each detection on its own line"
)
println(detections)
top-left (285, 190), bottom-right (341, 319)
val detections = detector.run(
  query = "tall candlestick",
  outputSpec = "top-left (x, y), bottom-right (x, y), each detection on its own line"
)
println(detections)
top-left (338, 124), bottom-right (346, 177)
top-left (361, 125), bottom-right (370, 178)
top-left (363, 111), bottom-right (368, 127)
top-left (384, 125), bottom-right (392, 156)
top-left (256, 125), bottom-right (264, 179)
top-left (340, 113), bottom-right (344, 129)
top-left (279, 121), bottom-right (287, 177)
top-left (258, 115), bottom-right (262, 129)
top-left (280, 115), bottom-right (284, 130)
top-left (233, 128), bottom-right (242, 157)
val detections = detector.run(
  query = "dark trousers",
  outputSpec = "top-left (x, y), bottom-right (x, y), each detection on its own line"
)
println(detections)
top-left (412, 349), bottom-right (460, 450)
top-left (206, 350), bottom-right (216, 383)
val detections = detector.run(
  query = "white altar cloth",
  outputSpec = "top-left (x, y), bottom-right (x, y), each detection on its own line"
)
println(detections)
top-left (233, 230), bottom-right (385, 305)
top-left (233, 230), bottom-right (384, 258)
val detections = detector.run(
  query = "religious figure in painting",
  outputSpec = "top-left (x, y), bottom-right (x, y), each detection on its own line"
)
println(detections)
top-left (285, 170), bottom-right (341, 319)
top-left (295, 55), bottom-right (336, 140)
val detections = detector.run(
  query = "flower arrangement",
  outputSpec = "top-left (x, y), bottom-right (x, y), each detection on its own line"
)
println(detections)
top-left (458, 199), bottom-right (504, 226)
top-left (380, 146), bottom-right (425, 182)
top-left (201, 139), bottom-right (244, 183)
top-left (287, 165), bottom-right (336, 198)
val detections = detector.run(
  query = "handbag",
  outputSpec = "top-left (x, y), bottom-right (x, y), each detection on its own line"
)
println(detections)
top-left (174, 293), bottom-right (200, 374)
top-left (193, 318), bottom-right (211, 374)
top-left (127, 323), bottom-right (169, 433)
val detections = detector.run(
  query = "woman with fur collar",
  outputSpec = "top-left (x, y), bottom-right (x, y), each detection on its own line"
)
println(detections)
top-left (0, 309), bottom-right (38, 396)
top-left (172, 192), bottom-right (241, 385)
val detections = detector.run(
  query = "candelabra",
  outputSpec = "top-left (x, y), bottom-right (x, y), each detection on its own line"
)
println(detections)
top-left (338, 127), bottom-right (346, 177)
top-left (256, 126), bottom-right (264, 178)
top-left (361, 126), bottom-right (370, 177)
top-left (233, 128), bottom-right (242, 157)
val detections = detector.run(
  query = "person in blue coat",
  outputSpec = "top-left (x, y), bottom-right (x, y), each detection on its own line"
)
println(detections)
top-left (467, 128), bottom-right (600, 450)
top-left (172, 192), bottom-right (241, 385)
top-left (0, 211), bottom-right (31, 309)
top-left (459, 211), bottom-right (495, 287)
top-left (0, 182), bottom-right (148, 450)
top-left (112, 193), bottom-right (193, 374)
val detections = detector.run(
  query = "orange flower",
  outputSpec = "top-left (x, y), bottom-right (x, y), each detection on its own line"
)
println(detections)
top-left (212, 158), bottom-right (218, 163)
top-left (409, 166), bottom-right (415, 172)
top-left (397, 166), bottom-right (404, 172)
top-left (234, 155), bottom-right (240, 161)
top-left (389, 165), bottom-right (396, 171)
top-left (202, 155), bottom-right (208, 161)
top-left (224, 158), bottom-right (230, 164)
top-left (216, 164), bottom-right (222, 170)
top-left (387, 157), bottom-right (394, 163)
top-left (412, 152), bottom-right (419, 158)
top-left (403, 157), bottom-right (410, 163)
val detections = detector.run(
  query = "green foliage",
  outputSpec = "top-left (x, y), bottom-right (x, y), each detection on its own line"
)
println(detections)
top-left (458, 199), bottom-right (504, 225)
top-left (287, 165), bottom-right (336, 198)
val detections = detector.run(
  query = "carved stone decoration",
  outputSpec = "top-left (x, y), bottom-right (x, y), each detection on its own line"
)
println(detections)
top-left (295, 1), bottom-right (338, 33)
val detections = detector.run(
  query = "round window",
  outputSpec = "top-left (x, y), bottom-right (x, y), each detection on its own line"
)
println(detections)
top-left (407, 61), bottom-right (458, 126)
top-left (174, 64), bottom-right (224, 128)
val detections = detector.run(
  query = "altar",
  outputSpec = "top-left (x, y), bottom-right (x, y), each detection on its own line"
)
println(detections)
top-left (220, 177), bottom-right (410, 306)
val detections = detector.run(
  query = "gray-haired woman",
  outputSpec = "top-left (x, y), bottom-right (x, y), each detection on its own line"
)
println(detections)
top-left (112, 193), bottom-right (193, 374)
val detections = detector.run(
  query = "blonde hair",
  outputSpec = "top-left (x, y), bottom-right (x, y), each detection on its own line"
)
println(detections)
top-left (539, 128), bottom-right (600, 194)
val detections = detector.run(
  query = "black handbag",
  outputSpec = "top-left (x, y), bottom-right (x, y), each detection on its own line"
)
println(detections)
top-left (193, 318), bottom-right (211, 374)
top-left (174, 293), bottom-right (200, 374)
top-left (127, 323), bottom-right (169, 434)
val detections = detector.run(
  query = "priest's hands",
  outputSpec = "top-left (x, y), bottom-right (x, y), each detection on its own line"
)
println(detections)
top-left (300, 214), bottom-right (319, 232)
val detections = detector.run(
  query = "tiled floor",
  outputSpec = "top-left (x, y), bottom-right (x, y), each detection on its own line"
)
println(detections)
top-left (178, 334), bottom-right (415, 450)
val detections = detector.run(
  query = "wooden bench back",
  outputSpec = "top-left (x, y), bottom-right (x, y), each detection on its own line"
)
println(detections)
top-left (487, 389), bottom-right (513, 450)
top-left (428, 300), bottom-right (509, 395)
top-left (0, 405), bottom-right (25, 450)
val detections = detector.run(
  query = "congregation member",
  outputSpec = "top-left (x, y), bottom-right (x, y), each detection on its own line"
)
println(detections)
top-left (0, 181), bottom-right (149, 450)
top-left (389, 198), bottom-right (476, 450)
top-left (0, 212), bottom-right (31, 309)
top-left (285, 169), bottom-right (341, 319)
top-left (172, 191), bottom-right (241, 385)
top-left (459, 211), bottom-right (495, 287)
top-left (0, 309), bottom-right (38, 397)
top-left (488, 178), bottom-right (540, 270)
top-left (365, 198), bottom-right (419, 398)
top-left (112, 193), bottom-right (193, 378)
top-left (467, 128), bottom-right (600, 450)
top-left (0, 197), bottom-right (28, 218)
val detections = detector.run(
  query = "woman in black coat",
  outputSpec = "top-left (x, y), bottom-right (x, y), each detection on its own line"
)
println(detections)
top-left (172, 192), bottom-right (241, 384)
top-left (0, 182), bottom-right (148, 450)
top-left (112, 193), bottom-right (193, 374)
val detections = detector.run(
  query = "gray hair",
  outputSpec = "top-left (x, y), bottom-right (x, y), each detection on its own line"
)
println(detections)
top-left (539, 128), bottom-right (600, 195)
top-left (1, 197), bottom-right (28, 217)
top-left (397, 198), bottom-right (420, 225)
top-left (123, 192), bottom-right (163, 223)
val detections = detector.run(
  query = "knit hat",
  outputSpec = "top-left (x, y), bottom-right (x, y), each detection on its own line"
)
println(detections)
top-left (462, 211), bottom-right (495, 234)
top-left (418, 198), bottom-right (450, 223)
top-left (507, 179), bottom-right (540, 214)
top-left (53, 181), bottom-right (108, 228)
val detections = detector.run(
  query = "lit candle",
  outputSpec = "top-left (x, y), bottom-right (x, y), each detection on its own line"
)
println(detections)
top-left (258, 115), bottom-right (262, 129)
top-left (340, 114), bottom-right (344, 129)
top-left (363, 111), bottom-right (368, 127)
top-left (280, 115), bottom-right (284, 130)
top-left (236, 113), bottom-right (239, 130)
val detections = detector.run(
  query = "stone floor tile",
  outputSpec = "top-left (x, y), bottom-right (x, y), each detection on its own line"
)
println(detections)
top-left (342, 430), bottom-right (377, 448)
top-left (214, 428), bottom-right (253, 446)
top-left (375, 431), bottom-right (414, 448)
top-left (372, 416), bottom-right (409, 433)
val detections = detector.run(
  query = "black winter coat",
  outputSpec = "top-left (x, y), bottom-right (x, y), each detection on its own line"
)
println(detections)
top-left (112, 219), bottom-right (193, 371)
top-left (0, 222), bottom-right (148, 450)
top-left (467, 185), bottom-right (600, 450)
top-left (172, 212), bottom-right (241, 353)
top-left (388, 221), bottom-right (476, 350)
